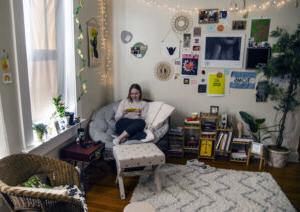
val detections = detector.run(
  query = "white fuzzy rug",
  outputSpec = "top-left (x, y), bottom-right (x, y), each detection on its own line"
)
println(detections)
top-left (131, 164), bottom-right (296, 212)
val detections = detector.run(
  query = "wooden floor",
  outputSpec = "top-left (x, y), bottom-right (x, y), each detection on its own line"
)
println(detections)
top-left (85, 158), bottom-right (300, 212)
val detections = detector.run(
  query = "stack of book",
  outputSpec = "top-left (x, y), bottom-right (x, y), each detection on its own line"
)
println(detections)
top-left (215, 131), bottom-right (233, 152)
top-left (184, 117), bottom-right (200, 127)
top-left (201, 120), bottom-right (217, 131)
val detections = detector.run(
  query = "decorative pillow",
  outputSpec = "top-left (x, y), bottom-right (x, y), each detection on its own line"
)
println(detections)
top-left (151, 103), bottom-right (175, 130)
top-left (22, 175), bottom-right (51, 188)
top-left (145, 101), bottom-right (164, 128)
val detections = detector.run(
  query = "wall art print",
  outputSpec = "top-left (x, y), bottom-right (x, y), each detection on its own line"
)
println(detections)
top-left (155, 61), bottom-right (173, 81)
top-left (208, 72), bottom-right (225, 96)
top-left (0, 50), bottom-right (12, 84)
top-left (171, 12), bottom-right (193, 34)
top-left (181, 54), bottom-right (199, 75)
top-left (203, 33), bottom-right (245, 68)
top-left (131, 42), bottom-right (148, 58)
top-left (250, 19), bottom-right (271, 42)
top-left (232, 20), bottom-right (247, 30)
top-left (87, 18), bottom-right (100, 67)
top-left (183, 33), bottom-right (191, 48)
top-left (230, 71), bottom-right (256, 89)
top-left (199, 9), bottom-right (219, 24)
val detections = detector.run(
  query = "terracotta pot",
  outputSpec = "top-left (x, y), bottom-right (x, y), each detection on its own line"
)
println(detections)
top-left (267, 146), bottom-right (290, 168)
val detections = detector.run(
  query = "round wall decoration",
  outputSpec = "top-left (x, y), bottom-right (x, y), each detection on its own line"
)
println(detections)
top-left (155, 61), bottom-right (173, 81)
top-left (121, 30), bottom-right (133, 44)
top-left (171, 12), bottom-right (193, 34)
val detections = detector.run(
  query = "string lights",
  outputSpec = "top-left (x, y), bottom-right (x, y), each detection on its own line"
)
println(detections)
top-left (98, 0), bottom-right (112, 85)
top-left (139, 0), bottom-right (295, 14)
top-left (74, 0), bottom-right (87, 101)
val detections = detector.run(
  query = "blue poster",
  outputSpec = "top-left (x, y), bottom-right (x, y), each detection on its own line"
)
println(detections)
top-left (230, 71), bottom-right (256, 89)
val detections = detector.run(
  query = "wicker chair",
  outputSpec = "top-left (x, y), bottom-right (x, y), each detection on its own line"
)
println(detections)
top-left (0, 154), bottom-right (84, 212)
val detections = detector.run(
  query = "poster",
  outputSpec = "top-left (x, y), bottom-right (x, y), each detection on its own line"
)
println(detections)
top-left (182, 54), bottom-right (198, 75)
top-left (208, 72), bottom-right (225, 96)
top-left (250, 19), bottom-right (271, 42)
top-left (230, 71), bottom-right (256, 89)
top-left (87, 18), bottom-right (100, 67)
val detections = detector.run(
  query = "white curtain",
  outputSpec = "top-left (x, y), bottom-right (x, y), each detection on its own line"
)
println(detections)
top-left (23, 0), bottom-right (76, 123)
top-left (0, 97), bottom-right (9, 159)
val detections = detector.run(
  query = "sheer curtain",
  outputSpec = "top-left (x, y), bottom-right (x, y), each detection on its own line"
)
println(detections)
top-left (0, 97), bottom-right (9, 159)
top-left (23, 0), bottom-right (76, 123)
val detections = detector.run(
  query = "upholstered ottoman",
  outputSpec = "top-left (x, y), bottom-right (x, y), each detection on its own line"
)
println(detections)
top-left (113, 143), bottom-right (165, 199)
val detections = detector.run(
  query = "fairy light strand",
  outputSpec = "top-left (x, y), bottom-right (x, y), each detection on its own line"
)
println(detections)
top-left (74, 0), bottom-right (88, 102)
top-left (139, 0), bottom-right (294, 14)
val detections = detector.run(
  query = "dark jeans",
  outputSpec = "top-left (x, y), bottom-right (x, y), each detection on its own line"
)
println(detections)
top-left (115, 118), bottom-right (146, 140)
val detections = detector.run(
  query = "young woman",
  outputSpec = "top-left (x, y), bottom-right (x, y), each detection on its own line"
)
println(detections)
top-left (113, 84), bottom-right (149, 145)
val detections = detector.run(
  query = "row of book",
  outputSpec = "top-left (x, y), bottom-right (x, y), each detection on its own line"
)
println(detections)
top-left (215, 131), bottom-right (233, 151)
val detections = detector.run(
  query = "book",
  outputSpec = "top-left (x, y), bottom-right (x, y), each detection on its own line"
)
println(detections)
top-left (216, 133), bottom-right (224, 149)
top-left (225, 131), bottom-right (233, 151)
top-left (221, 133), bottom-right (228, 151)
top-left (233, 137), bottom-right (253, 143)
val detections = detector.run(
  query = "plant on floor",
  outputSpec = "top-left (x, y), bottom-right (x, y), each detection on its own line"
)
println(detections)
top-left (32, 123), bottom-right (48, 141)
top-left (239, 111), bottom-right (273, 143)
top-left (258, 25), bottom-right (300, 150)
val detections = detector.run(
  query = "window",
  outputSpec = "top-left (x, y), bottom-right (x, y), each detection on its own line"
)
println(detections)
top-left (0, 97), bottom-right (9, 159)
top-left (23, 0), bottom-right (76, 123)
top-left (12, 0), bottom-right (76, 148)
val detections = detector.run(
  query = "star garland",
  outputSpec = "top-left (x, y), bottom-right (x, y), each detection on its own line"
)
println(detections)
top-left (74, 0), bottom-right (87, 102)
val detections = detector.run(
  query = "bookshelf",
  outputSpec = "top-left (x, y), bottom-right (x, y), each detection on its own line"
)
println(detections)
top-left (215, 128), bottom-right (233, 158)
top-left (183, 117), bottom-right (200, 154)
top-left (198, 113), bottom-right (219, 159)
top-left (230, 138), bottom-right (253, 163)
top-left (167, 127), bottom-right (184, 157)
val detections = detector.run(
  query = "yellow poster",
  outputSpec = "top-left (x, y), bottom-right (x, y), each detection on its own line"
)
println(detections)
top-left (208, 72), bottom-right (225, 96)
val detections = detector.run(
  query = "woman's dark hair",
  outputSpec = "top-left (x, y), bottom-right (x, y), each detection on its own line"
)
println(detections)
top-left (127, 83), bottom-right (142, 101)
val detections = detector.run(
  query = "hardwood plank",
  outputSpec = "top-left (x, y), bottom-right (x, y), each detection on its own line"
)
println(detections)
top-left (86, 158), bottom-right (300, 211)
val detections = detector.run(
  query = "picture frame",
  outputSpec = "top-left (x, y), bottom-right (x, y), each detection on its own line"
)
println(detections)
top-left (183, 78), bottom-right (190, 84)
top-left (210, 105), bottom-right (219, 115)
top-left (198, 9), bottom-right (219, 24)
top-left (86, 18), bottom-right (100, 67)
top-left (251, 142), bottom-right (263, 155)
top-left (202, 33), bottom-right (245, 68)
top-left (232, 20), bottom-right (247, 30)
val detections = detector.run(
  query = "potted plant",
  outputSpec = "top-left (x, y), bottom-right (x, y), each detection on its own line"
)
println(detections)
top-left (32, 123), bottom-right (48, 141)
top-left (52, 95), bottom-right (67, 132)
top-left (258, 25), bottom-right (300, 167)
top-left (239, 111), bottom-right (273, 143)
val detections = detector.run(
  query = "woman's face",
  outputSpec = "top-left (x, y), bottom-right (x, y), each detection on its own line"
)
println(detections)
top-left (130, 88), bottom-right (141, 101)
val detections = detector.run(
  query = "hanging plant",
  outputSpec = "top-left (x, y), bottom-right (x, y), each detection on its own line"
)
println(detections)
top-left (74, 0), bottom-right (88, 101)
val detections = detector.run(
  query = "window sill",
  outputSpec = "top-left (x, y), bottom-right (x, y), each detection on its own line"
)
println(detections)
top-left (22, 119), bottom-right (88, 155)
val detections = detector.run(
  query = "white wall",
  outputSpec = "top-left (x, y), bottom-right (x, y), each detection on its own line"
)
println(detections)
top-left (112, 0), bottom-right (300, 160)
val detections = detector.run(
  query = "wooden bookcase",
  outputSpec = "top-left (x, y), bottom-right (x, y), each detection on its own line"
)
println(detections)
top-left (167, 129), bottom-right (184, 157)
top-left (230, 138), bottom-right (252, 163)
top-left (214, 128), bottom-right (233, 158)
top-left (198, 113), bottom-right (219, 159)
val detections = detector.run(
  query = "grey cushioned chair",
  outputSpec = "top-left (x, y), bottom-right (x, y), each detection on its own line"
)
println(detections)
top-left (89, 101), bottom-right (169, 160)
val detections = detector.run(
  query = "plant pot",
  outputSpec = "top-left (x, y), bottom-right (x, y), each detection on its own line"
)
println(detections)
top-left (267, 145), bottom-right (290, 168)
top-left (36, 131), bottom-right (44, 141)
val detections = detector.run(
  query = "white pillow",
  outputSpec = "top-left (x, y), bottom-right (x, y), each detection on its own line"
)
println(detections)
top-left (145, 101), bottom-right (164, 128)
top-left (151, 103), bottom-right (175, 130)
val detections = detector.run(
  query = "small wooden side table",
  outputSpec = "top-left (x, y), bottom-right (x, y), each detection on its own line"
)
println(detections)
top-left (60, 142), bottom-right (105, 191)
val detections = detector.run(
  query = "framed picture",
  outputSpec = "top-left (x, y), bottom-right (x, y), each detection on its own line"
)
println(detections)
top-left (183, 78), bottom-right (190, 84)
top-left (87, 18), bottom-right (100, 67)
top-left (251, 142), bottom-right (263, 155)
top-left (202, 33), bottom-right (245, 68)
top-left (232, 20), bottom-right (247, 30)
top-left (210, 105), bottom-right (219, 115)
top-left (198, 9), bottom-right (219, 24)
top-left (183, 33), bottom-right (191, 48)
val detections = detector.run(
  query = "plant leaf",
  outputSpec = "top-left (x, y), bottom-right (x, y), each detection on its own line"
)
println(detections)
top-left (239, 111), bottom-right (258, 133)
